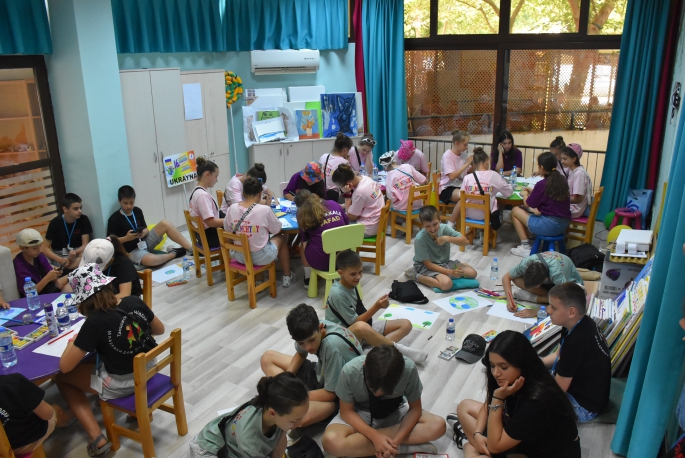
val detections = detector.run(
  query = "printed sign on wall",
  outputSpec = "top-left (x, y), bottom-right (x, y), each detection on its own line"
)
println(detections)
top-left (164, 151), bottom-right (197, 188)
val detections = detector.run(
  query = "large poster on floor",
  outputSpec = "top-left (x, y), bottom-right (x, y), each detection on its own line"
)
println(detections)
top-left (163, 150), bottom-right (197, 187)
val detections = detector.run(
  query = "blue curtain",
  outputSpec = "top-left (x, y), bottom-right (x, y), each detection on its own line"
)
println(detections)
top-left (361, 0), bottom-right (408, 160)
top-left (597, 0), bottom-right (671, 218)
top-left (0, 0), bottom-right (51, 54)
top-left (611, 110), bottom-right (685, 455)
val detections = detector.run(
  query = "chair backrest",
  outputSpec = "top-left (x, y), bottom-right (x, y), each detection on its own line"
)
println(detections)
top-left (426, 161), bottom-right (432, 175)
top-left (0, 420), bottom-right (15, 458)
top-left (137, 269), bottom-right (153, 309)
top-left (460, 190), bottom-right (491, 226)
top-left (216, 190), bottom-right (224, 207)
top-left (279, 182), bottom-right (288, 197)
top-left (133, 329), bottom-right (182, 396)
top-left (217, 228), bottom-right (255, 269)
top-left (587, 186), bottom-right (604, 223)
top-left (431, 171), bottom-right (440, 197)
top-left (184, 210), bottom-right (209, 250)
top-left (407, 182), bottom-right (432, 210)
top-left (376, 200), bottom-right (391, 244)
top-left (321, 224), bottom-right (366, 271)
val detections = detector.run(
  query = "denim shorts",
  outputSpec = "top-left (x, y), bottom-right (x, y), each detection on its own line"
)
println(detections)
top-left (567, 392), bottom-right (598, 422)
top-left (230, 241), bottom-right (278, 266)
top-left (527, 215), bottom-right (569, 237)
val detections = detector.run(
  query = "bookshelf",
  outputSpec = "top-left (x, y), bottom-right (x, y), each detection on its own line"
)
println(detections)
top-left (0, 79), bottom-right (47, 167)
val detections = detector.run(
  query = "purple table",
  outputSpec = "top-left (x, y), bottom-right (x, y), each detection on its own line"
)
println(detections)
top-left (2, 293), bottom-right (88, 384)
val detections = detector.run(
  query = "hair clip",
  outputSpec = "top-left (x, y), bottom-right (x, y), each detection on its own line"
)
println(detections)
top-left (361, 137), bottom-right (377, 145)
top-left (258, 177), bottom-right (263, 183)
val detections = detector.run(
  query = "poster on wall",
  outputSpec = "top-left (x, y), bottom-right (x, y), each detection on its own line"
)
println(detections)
top-left (163, 151), bottom-right (197, 188)
top-left (320, 93), bottom-right (358, 138)
top-left (295, 109), bottom-right (319, 139)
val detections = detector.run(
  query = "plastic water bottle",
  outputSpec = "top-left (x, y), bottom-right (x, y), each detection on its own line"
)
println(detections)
top-left (24, 277), bottom-right (40, 311)
top-left (490, 258), bottom-right (499, 281)
top-left (0, 327), bottom-right (17, 368)
top-left (510, 166), bottom-right (517, 184)
top-left (55, 303), bottom-right (71, 333)
top-left (446, 318), bottom-right (455, 341)
top-left (44, 303), bottom-right (58, 337)
top-left (499, 168), bottom-right (504, 181)
top-left (360, 161), bottom-right (367, 176)
top-left (182, 257), bottom-right (190, 281)
top-left (270, 197), bottom-right (277, 208)
top-left (537, 306), bottom-right (548, 323)
top-left (64, 294), bottom-right (78, 322)
top-left (372, 164), bottom-right (379, 181)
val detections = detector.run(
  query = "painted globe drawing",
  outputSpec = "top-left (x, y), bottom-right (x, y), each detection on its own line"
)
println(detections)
top-left (449, 296), bottom-right (479, 310)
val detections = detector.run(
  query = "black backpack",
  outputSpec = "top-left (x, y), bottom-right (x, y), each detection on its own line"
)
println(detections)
top-left (389, 280), bottom-right (429, 304)
top-left (567, 243), bottom-right (605, 271)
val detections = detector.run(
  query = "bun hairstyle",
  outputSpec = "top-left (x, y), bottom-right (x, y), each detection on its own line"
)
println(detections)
top-left (331, 163), bottom-right (355, 187)
top-left (560, 146), bottom-right (581, 167)
top-left (550, 136), bottom-right (566, 150)
top-left (334, 132), bottom-right (353, 152)
top-left (247, 163), bottom-right (267, 185)
top-left (360, 133), bottom-right (376, 148)
top-left (196, 156), bottom-right (218, 178)
top-left (254, 372), bottom-right (308, 416)
top-left (451, 130), bottom-right (470, 144)
top-left (537, 151), bottom-right (570, 202)
top-left (471, 147), bottom-right (489, 166)
top-left (242, 177), bottom-right (263, 197)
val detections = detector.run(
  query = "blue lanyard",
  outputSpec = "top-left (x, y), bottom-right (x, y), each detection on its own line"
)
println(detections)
top-left (552, 316), bottom-right (584, 375)
top-left (62, 215), bottom-right (76, 247)
top-left (120, 209), bottom-right (137, 232)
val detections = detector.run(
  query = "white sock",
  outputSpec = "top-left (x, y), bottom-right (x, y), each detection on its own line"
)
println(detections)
top-left (395, 343), bottom-right (428, 364)
top-left (521, 239), bottom-right (530, 248)
top-left (303, 267), bottom-right (311, 279)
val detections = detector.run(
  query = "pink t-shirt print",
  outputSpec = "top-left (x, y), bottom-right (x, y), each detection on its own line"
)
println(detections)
top-left (385, 164), bottom-right (427, 211)
top-left (440, 149), bottom-right (469, 192)
top-left (398, 148), bottom-right (429, 174)
top-left (460, 170), bottom-right (513, 221)
top-left (319, 153), bottom-right (349, 190)
top-left (189, 187), bottom-right (219, 229)
top-left (224, 204), bottom-right (282, 251)
top-left (568, 166), bottom-right (591, 218)
top-left (348, 176), bottom-right (384, 236)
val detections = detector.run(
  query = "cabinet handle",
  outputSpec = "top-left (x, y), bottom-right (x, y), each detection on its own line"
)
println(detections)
top-left (280, 147), bottom-right (282, 156)
top-left (153, 152), bottom-right (157, 163)
top-left (286, 147), bottom-right (289, 156)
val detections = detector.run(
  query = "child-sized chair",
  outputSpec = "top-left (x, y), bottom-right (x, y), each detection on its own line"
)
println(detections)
top-left (530, 234), bottom-right (566, 254)
top-left (99, 329), bottom-right (187, 458)
top-left (458, 190), bottom-right (497, 256)
top-left (432, 171), bottom-right (455, 223)
top-left (356, 200), bottom-right (391, 275)
top-left (184, 210), bottom-right (225, 287)
top-left (0, 420), bottom-right (46, 458)
top-left (137, 269), bottom-right (152, 309)
top-left (610, 207), bottom-right (642, 230)
top-left (216, 190), bottom-right (225, 208)
top-left (390, 182), bottom-right (432, 244)
top-left (218, 228), bottom-right (277, 309)
top-left (307, 224), bottom-right (365, 305)
top-left (566, 187), bottom-right (604, 244)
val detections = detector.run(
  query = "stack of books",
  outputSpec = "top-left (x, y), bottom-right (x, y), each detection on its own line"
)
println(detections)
top-left (523, 317), bottom-right (562, 355)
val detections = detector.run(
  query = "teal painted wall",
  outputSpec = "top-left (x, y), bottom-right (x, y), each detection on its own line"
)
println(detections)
top-left (118, 44), bottom-right (357, 174)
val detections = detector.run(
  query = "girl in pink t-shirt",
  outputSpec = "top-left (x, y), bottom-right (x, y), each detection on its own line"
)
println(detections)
top-left (440, 131), bottom-right (474, 228)
top-left (224, 177), bottom-right (295, 287)
top-left (332, 164), bottom-right (384, 237)
top-left (379, 151), bottom-right (427, 211)
top-left (319, 133), bottom-right (352, 201)
top-left (189, 157), bottom-right (224, 248)
top-left (560, 143), bottom-right (592, 218)
top-left (220, 163), bottom-right (274, 213)
top-left (396, 139), bottom-right (430, 175)
top-left (347, 134), bottom-right (376, 176)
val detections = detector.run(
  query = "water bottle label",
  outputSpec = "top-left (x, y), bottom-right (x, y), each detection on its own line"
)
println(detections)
top-left (0, 344), bottom-right (11, 352)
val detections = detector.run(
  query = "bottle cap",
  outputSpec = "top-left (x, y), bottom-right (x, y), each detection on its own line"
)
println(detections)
top-left (540, 306), bottom-right (546, 311)
top-left (57, 302), bottom-right (64, 307)
top-left (183, 257), bottom-right (187, 261)
top-left (25, 277), bottom-right (31, 281)
top-left (493, 258), bottom-right (498, 261)
top-left (66, 294), bottom-right (71, 298)
top-left (449, 318), bottom-right (454, 322)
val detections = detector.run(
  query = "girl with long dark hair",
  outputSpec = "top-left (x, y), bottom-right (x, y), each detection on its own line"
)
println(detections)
top-left (319, 133), bottom-right (352, 201)
top-left (491, 130), bottom-right (522, 176)
top-left (560, 144), bottom-right (592, 218)
top-left (189, 157), bottom-right (224, 248)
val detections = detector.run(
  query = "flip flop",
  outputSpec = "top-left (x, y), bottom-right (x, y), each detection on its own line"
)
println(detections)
top-left (87, 434), bottom-right (112, 457)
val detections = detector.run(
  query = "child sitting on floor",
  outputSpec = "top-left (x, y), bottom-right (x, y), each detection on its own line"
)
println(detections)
top-left (326, 250), bottom-right (428, 363)
top-left (332, 163), bottom-right (384, 237)
top-left (13, 229), bottom-right (71, 296)
top-left (560, 143), bottom-right (593, 218)
top-left (42, 193), bottom-right (91, 271)
top-left (543, 282), bottom-right (611, 422)
top-left (379, 151), bottom-right (427, 211)
top-left (405, 206), bottom-right (477, 292)
top-left (502, 251), bottom-right (583, 318)
top-left (321, 345), bottom-right (445, 457)
top-left (260, 303), bottom-right (363, 427)
top-left (439, 131), bottom-right (473, 229)
top-left (107, 185), bottom-right (191, 266)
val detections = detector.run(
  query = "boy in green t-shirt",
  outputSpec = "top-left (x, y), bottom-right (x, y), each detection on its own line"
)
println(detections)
top-left (260, 303), bottom-right (363, 427)
top-left (325, 249), bottom-right (427, 363)
top-left (404, 205), bottom-right (476, 291)
top-left (322, 346), bottom-right (445, 457)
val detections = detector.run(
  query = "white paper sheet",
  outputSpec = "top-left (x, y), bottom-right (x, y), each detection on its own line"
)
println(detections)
top-left (182, 83), bottom-right (203, 120)
top-left (288, 86), bottom-right (325, 102)
top-left (376, 304), bottom-right (439, 330)
top-left (283, 101), bottom-right (307, 113)
top-left (278, 199), bottom-right (294, 208)
top-left (151, 265), bottom-right (184, 283)
top-left (33, 320), bottom-right (85, 357)
top-left (279, 218), bottom-right (293, 229)
top-left (254, 118), bottom-right (286, 143)
top-left (486, 301), bottom-right (536, 325)
top-left (518, 176), bottom-right (544, 186)
top-left (432, 291), bottom-right (492, 316)
top-left (217, 405), bottom-right (239, 416)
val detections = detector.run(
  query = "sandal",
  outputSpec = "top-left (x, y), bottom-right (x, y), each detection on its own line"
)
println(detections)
top-left (87, 434), bottom-right (112, 457)
top-left (447, 415), bottom-right (466, 450)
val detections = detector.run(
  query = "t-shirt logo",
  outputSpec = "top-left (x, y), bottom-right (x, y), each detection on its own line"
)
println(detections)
top-left (126, 321), bottom-right (144, 349)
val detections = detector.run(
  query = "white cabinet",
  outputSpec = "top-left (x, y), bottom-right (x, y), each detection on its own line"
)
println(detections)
top-left (311, 138), bottom-right (336, 160)
top-left (283, 142), bottom-right (314, 184)
top-left (250, 143), bottom-right (286, 184)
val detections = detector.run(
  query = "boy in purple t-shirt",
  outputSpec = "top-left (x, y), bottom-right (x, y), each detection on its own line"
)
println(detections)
top-left (13, 229), bottom-right (71, 297)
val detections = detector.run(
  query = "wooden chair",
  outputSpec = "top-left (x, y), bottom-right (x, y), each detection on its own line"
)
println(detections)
top-left (459, 190), bottom-right (497, 256)
top-left (0, 421), bottom-right (46, 458)
top-left (183, 210), bottom-right (225, 286)
top-left (389, 181), bottom-right (432, 244)
top-left (566, 187), bottom-right (604, 244)
top-left (356, 200), bottom-right (391, 275)
top-left (426, 161), bottom-right (432, 175)
top-left (137, 269), bottom-right (152, 309)
top-left (216, 189), bottom-right (225, 208)
top-left (307, 224), bottom-right (365, 304)
top-left (99, 329), bottom-right (187, 458)
top-left (432, 171), bottom-right (455, 222)
top-left (217, 228), bottom-right (277, 309)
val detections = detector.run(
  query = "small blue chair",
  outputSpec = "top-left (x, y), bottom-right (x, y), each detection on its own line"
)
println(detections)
top-left (530, 234), bottom-right (566, 254)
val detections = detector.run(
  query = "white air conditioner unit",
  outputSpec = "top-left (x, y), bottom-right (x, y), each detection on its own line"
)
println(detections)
top-left (250, 49), bottom-right (320, 75)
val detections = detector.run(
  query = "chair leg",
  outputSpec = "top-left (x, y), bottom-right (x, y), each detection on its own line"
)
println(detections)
top-left (204, 255), bottom-right (214, 286)
top-left (405, 216), bottom-right (412, 245)
top-left (530, 238), bottom-right (542, 255)
top-left (99, 401), bottom-right (120, 451)
top-left (390, 212), bottom-right (397, 239)
top-left (193, 251), bottom-right (201, 278)
top-left (247, 273), bottom-right (257, 309)
top-left (226, 270), bottom-right (236, 301)
top-left (323, 279), bottom-right (333, 306)
top-left (137, 408), bottom-right (156, 458)
top-left (491, 229), bottom-right (498, 249)
top-left (172, 386), bottom-right (189, 436)
top-left (482, 228), bottom-right (489, 256)
top-left (307, 271), bottom-right (319, 298)
top-left (269, 264), bottom-right (277, 298)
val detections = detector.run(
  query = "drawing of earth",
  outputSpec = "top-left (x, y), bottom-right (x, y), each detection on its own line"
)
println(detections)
top-left (449, 296), bottom-right (479, 310)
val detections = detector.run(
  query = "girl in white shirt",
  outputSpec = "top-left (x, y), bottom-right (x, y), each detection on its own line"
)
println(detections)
top-left (319, 133), bottom-right (352, 201)
top-left (560, 144), bottom-right (592, 218)
top-left (189, 157), bottom-right (224, 248)
top-left (440, 130), bottom-right (474, 228)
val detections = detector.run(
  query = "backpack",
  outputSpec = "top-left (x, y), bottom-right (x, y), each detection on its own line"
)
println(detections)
top-left (567, 243), bottom-right (605, 271)
top-left (389, 280), bottom-right (429, 304)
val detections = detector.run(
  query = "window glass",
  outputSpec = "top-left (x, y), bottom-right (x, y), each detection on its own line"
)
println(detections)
top-left (589, 0), bottom-right (628, 35)
top-left (510, 0), bottom-right (578, 33)
top-left (404, 0), bottom-right (430, 38)
top-left (438, 0), bottom-right (501, 35)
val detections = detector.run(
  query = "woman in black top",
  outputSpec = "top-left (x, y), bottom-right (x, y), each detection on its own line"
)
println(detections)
top-left (80, 237), bottom-right (142, 299)
top-left (456, 331), bottom-right (580, 458)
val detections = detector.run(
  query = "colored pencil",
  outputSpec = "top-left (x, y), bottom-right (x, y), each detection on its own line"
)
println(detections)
top-left (47, 330), bottom-right (73, 345)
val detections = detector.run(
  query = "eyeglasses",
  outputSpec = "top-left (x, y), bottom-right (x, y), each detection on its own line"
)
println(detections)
top-left (360, 137), bottom-right (376, 146)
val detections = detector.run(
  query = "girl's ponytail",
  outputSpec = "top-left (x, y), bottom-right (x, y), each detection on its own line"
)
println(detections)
top-left (253, 372), bottom-right (308, 415)
top-left (538, 152), bottom-right (569, 202)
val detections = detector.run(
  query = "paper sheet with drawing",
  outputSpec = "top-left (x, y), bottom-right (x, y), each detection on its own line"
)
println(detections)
top-left (376, 304), bottom-right (439, 330)
top-left (486, 300), bottom-right (537, 325)
top-left (432, 291), bottom-right (492, 316)
top-left (32, 320), bottom-right (86, 358)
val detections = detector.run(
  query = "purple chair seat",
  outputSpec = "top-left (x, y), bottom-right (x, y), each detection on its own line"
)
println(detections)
top-left (571, 216), bottom-right (588, 223)
top-left (195, 244), bottom-right (221, 252)
top-left (107, 374), bottom-right (173, 412)
top-left (229, 259), bottom-right (268, 270)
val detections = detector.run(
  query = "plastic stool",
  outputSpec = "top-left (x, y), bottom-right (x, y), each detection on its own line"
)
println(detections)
top-left (610, 208), bottom-right (642, 230)
top-left (530, 234), bottom-right (566, 255)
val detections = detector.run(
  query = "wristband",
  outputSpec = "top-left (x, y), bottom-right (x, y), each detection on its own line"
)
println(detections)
top-left (492, 395), bottom-right (505, 401)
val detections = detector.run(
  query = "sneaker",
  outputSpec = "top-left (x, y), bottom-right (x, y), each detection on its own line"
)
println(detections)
top-left (395, 343), bottom-right (428, 364)
top-left (282, 273), bottom-right (296, 288)
top-left (404, 266), bottom-right (418, 281)
top-left (474, 234), bottom-right (484, 246)
top-left (186, 248), bottom-right (194, 256)
top-left (511, 245), bottom-right (531, 258)
top-left (398, 443), bottom-right (437, 455)
top-left (303, 277), bottom-right (310, 290)
top-left (171, 247), bottom-right (186, 259)
top-left (447, 221), bottom-right (455, 230)
top-left (514, 289), bottom-right (538, 302)
top-left (446, 413), bottom-right (458, 428)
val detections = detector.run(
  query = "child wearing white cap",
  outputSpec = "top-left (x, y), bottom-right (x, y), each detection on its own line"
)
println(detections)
top-left (80, 237), bottom-right (142, 299)
top-left (13, 228), bottom-right (71, 297)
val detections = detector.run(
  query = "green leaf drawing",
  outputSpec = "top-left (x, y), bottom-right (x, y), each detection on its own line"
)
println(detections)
top-left (383, 313), bottom-right (393, 318)
top-left (422, 321), bottom-right (432, 327)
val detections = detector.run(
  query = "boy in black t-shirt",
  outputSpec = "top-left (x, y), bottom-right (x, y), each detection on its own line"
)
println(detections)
top-left (42, 193), bottom-right (92, 270)
top-left (543, 282), bottom-right (611, 421)
top-left (106, 186), bottom-right (192, 266)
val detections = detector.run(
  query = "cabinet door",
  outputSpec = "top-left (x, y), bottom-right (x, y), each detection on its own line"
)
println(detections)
top-left (283, 142), bottom-right (313, 185)
top-left (120, 71), bottom-right (166, 225)
top-left (179, 73), bottom-right (209, 158)
top-left (150, 69), bottom-right (188, 227)
top-left (203, 71), bottom-right (229, 158)
top-left (250, 143), bottom-right (285, 184)
top-left (311, 139), bottom-right (336, 161)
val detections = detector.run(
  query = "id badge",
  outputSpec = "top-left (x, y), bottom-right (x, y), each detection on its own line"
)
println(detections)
top-left (67, 245), bottom-right (73, 252)
top-left (137, 240), bottom-right (147, 251)
top-left (61, 248), bottom-right (68, 256)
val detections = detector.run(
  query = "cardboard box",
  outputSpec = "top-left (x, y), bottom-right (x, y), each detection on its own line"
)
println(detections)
top-left (597, 259), bottom-right (644, 299)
